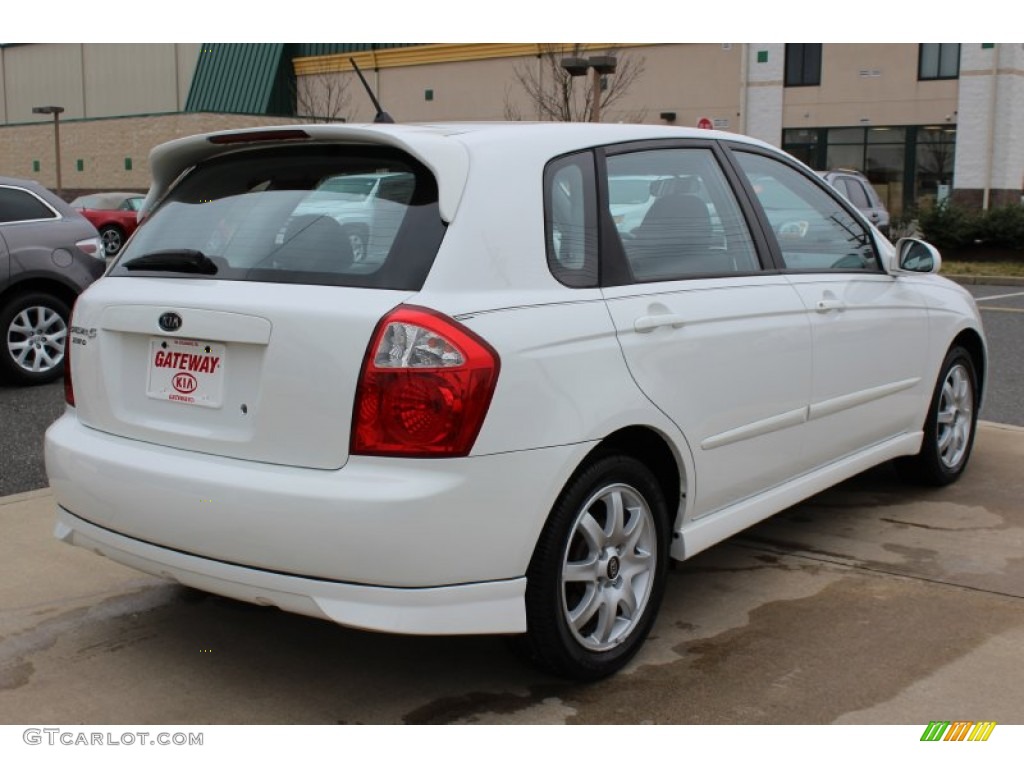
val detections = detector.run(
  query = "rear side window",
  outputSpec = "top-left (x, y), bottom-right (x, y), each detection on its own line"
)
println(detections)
top-left (0, 187), bottom-right (58, 223)
top-left (607, 147), bottom-right (760, 281)
top-left (544, 152), bottom-right (599, 288)
top-left (110, 146), bottom-right (446, 290)
top-left (837, 177), bottom-right (871, 209)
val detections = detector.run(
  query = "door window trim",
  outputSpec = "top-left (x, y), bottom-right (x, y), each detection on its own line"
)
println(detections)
top-left (0, 184), bottom-right (62, 225)
top-left (597, 139), bottom-right (778, 287)
top-left (720, 142), bottom-right (884, 274)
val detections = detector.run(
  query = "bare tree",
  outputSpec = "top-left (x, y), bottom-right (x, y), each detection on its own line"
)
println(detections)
top-left (505, 45), bottom-right (646, 123)
top-left (918, 133), bottom-right (955, 183)
top-left (294, 72), bottom-right (353, 123)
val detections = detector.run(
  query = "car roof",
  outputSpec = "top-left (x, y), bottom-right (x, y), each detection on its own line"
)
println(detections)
top-left (819, 169), bottom-right (868, 179)
top-left (143, 122), bottom-right (779, 223)
top-left (71, 192), bottom-right (144, 208)
top-left (0, 175), bottom-right (54, 194)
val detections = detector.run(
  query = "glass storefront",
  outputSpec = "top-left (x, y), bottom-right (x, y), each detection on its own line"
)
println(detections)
top-left (783, 125), bottom-right (957, 216)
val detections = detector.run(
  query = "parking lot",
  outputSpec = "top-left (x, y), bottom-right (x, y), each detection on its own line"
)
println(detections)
top-left (1, 422), bottom-right (1022, 724)
top-left (0, 279), bottom-right (1022, 724)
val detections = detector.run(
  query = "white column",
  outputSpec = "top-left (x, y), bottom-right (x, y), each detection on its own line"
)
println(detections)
top-left (954, 43), bottom-right (1024, 207)
top-left (743, 44), bottom-right (784, 146)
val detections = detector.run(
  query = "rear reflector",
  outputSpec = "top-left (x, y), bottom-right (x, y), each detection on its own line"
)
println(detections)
top-left (63, 326), bottom-right (74, 406)
top-left (352, 306), bottom-right (500, 458)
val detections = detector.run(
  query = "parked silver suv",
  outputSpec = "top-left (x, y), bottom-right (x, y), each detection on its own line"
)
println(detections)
top-left (0, 177), bottom-right (105, 384)
top-left (817, 169), bottom-right (890, 237)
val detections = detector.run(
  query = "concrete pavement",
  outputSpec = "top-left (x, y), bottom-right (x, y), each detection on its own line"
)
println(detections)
top-left (1, 422), bottom-right (1022, 724)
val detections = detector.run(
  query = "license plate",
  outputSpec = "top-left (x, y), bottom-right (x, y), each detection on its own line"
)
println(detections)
top-left (146, 338), bottom-right (226, 408)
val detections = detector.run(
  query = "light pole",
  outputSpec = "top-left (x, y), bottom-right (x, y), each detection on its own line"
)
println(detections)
top-left (560, 55), bottom-right (617, 122)
top-left (32, 105), bottom-right (65, 196)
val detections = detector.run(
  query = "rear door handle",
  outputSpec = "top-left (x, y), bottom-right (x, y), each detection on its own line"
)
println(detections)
top-left (816, 299), bottom-right (846, 313)
top-left (634, 314), bottom-right (686, 333)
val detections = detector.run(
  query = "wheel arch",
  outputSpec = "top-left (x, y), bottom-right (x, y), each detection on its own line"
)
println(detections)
top-left (583, 425), bottom-right (687, 532)
top-left (339, 221), bottom-right (370, 236)
top-left (0, 277), bottom-right (79, 312)
top-left (951, 328), bottom-right (986, 409)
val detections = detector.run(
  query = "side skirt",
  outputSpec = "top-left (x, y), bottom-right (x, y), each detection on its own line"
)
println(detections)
top-left (671, 432), bottom-right (923, 561)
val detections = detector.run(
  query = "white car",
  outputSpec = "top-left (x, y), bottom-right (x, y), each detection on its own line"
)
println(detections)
top-left (46, 123), bottom-right (986, 680)
top-left (288, 171), bottom-right (415, 262)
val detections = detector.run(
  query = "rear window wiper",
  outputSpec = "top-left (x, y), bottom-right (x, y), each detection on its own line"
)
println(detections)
top-left (122, 249), bottom-right (218, 275)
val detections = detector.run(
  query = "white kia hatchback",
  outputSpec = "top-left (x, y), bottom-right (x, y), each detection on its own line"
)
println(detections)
top-left (46, 123), bottom-right (986, 680)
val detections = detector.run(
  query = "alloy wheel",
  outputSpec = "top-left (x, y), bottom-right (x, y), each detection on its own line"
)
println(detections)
top-left (561, 483), bottom-right (657, 652)
top-left (936, 362), bottom-right (973, 469)
top-left (7, 305), bottom-right (68, 374)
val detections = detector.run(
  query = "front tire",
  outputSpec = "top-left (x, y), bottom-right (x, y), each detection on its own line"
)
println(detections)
top-left (897, 345), bottom-right (979, 486)
top-left (0, 292), bottom-right (71, 385)
top-left (521, 454), bottom-right (669, 680)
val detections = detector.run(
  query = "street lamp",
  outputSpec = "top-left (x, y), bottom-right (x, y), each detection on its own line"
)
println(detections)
top-left (32, 105), bottom-right (65, 196)
top-left (560, 55), bottom-right (617, 123)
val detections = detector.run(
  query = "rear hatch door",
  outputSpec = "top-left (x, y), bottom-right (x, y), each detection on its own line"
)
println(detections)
top-left (72, 141), bottom-right (447, 470)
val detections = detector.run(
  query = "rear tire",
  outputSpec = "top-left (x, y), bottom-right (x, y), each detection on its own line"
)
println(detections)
top-left (343, 227), bottom-right (368, 262)
top-left (0, 292), bottom-right (71, 385)
top-left (896, 345), bottom-right (978, 486)
top-left (520, 454), bottom-right (669, 680)
top-left (100, 225), bottom-right (125, 257)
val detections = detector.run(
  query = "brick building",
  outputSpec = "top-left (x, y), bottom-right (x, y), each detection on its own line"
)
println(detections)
top-left (1, 43), bottom-right (1020, 211)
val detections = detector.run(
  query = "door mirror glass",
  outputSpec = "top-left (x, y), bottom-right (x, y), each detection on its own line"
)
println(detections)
top-left (895, 237), bottom-right (942, 274)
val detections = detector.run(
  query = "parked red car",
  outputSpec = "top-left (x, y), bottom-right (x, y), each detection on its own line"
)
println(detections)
top-left (70, 192), bottom-right (144, 257)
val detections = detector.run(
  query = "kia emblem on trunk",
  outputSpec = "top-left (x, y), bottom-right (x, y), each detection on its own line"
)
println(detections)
top-left (158, 312), bottom-right (183, 332)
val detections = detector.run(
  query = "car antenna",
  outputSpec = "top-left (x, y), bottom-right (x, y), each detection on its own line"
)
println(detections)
top-left (349, 58), bottom-right (395, 124)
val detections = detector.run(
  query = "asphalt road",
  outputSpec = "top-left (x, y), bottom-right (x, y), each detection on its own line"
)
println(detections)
top-left (966, 285), bottom-right (1024, 428)
top-left (1, 282), bottom-right (1021, 497)
top-left (0, 379), bottom-right (65, 497)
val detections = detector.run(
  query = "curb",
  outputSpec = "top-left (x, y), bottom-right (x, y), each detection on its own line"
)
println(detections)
top-left (979, 420), bottom-right (1024, 433)
top-left (0, 487), bottom-right (53, 506)
top-left (944, 274), bottom-right (1024, 287)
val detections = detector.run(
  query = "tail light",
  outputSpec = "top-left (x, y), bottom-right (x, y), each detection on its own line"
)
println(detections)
top-left (75, 236), bottom-right (105, 260)
top-left (352, 306), bottom-right (500, 458)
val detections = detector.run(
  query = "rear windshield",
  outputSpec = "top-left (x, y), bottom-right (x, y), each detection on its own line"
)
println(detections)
top-left (109, 145), bottom-right (446, 290)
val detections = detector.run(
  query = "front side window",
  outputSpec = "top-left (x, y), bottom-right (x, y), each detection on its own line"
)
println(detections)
top-left (785, 44), bottom-right (822, 87)
top-left (735, 152), bottom-right (879, 272)
top-left (0, 187), bottom-right (58, 224)
top-left (607, 147), bottom-right (759, 281)
top-left (919, 44), bottom-right (960, 80)
top-left (109, 146), bottom-right (445, 290)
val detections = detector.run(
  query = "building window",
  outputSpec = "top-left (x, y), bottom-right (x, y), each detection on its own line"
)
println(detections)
top-left (785, 44), bottom-right (822, 87)
top-left (919, 44), bottom-right (960, 80)
top-left (783, 125), bottom-right (958, 216)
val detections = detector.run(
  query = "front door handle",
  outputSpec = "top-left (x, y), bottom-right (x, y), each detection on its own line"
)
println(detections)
top-left (634, 314), bottom-right (686, 333)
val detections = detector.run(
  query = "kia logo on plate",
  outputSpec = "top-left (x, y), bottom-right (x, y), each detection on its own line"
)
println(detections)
top-left (172, 372), bottom-right (198, 394)
top-left (158, 312), bottom-right (183, 332)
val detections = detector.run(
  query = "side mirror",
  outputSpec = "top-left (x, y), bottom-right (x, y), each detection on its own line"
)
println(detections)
top-left (891, 237), bottom-right (942, 275)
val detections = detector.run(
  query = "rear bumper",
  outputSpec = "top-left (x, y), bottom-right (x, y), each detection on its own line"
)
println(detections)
top-left (55, 508), bottom-right (526, 634)
top-left (46, 413), bottom-right (595, 633)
